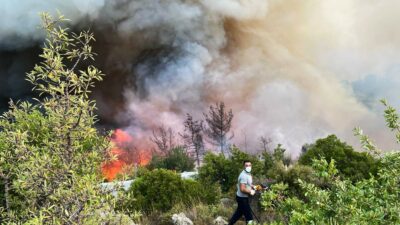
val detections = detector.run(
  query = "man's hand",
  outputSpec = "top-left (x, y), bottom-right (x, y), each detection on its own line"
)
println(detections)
top-left (254, 185), bottom-right (263, 191)
top-left (250, 190), bottom-right (255, 196)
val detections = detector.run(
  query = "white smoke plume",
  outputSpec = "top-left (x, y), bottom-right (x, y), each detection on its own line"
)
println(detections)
top-left (1, 0), bottom-right (400, 157)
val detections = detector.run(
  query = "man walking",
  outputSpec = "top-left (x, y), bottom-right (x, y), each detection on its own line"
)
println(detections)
top-left (228, 160), bottom-right (255, 225)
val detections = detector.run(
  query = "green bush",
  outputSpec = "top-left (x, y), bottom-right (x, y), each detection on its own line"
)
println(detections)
top-left (263, 144), bottom-right (292, 178)
top-left (230, 146), bottom-right (264, 176)
top-left (267, 162), bottom-right (316, 198)
top-left (147, 147), bottom-right (195, 172)
top-left (263, 156), bottom-right (400, 224)
top-left (121, 169), bottom-right (220, 213)
top-left (299, 134), bottom-right (378, 182)
top-left (263, 151), bottom-right (275, 173)
top-left (199, 146), bottom-right (263, 193)
top-left (198, 152), bottom-right (236, 193)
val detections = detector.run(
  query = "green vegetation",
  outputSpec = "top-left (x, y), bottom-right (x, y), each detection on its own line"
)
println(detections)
top-left (299, 134), bottom-right (378, 181)
top-left (266, 163), bottom-right (316, 198)
top-left (147, 147), bottom-right (195, 172)
top-left (261, 155), bottom-right (400, 224)
top-left (199, 146), bottom-right (263, 192)
top-left (120, 169), bottom-right (220, 213)
top-left (0, 13), bottom-right (117, 224)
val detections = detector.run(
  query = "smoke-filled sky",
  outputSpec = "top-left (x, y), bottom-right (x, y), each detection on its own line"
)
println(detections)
top-left (1, 0), bottom-right (399, 157)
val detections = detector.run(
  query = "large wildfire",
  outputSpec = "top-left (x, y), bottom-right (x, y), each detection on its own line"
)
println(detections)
top-left (1, 0), bottom-right (400, 164)
top-left (102, 129), bottom-right (151, 181)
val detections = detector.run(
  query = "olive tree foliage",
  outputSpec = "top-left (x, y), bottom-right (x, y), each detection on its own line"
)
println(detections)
top-left (353, 98), bottom-right (400, 156)
top-left (0, 13), bottom-right (121, 224)
top-left (261, 100), bottom-right (400, 225)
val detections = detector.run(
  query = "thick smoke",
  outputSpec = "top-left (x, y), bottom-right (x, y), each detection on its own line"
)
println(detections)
top-left (0, 0), bottom-right (105, 111)
top-left (1, 0), bottom-right (399, 157)
top-left (0, 0), bottom-right (104, 49)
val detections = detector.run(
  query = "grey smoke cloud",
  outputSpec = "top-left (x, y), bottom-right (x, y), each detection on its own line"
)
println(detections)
top-left (0, 0), bottom-right (399, 157)
top-left (0, 0), bottom-right (105, 49)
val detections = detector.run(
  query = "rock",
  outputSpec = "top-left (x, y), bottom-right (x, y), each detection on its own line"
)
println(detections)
top-left (214, 216), bottom-right (228, 225)
top-left (172, 213), bottom-right (193, 225)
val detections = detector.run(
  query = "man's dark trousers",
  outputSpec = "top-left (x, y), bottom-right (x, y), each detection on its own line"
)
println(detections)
top-left (228, 195), bottom-right (253, 224)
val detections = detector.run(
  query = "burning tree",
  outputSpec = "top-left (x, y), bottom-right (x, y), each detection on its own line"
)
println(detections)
top-left (0, 13), bottom-right (124, 223)
top-left (203, 102), bottom-right (234, 157)
top-left (181, 113), bottom-right (205, 167)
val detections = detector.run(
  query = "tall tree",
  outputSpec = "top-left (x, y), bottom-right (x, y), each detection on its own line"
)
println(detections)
top-left (203, 102), bottom-right (234, 157)
top-left (181, 113), bottom-right (204, 167)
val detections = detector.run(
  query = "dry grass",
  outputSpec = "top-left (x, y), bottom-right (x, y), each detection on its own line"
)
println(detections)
top-left (132, 197), bottom-right (276, 224)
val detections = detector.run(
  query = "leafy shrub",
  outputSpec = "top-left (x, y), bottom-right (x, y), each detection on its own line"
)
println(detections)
top-left (267, 162), bottom-right (316, 198)
top-left (230, 146), bottom-right (264, 176)
top-left (263, 144), bottom-right (292, 178)
top-left (265, 156), bottom-right (400, 224)
top-left (147, 147), bottom-right (195, 172)
top-left (262, 150), bottom-right (275, 173)
top-left (299, 134), bottom-right (378, 182)
top-left (198, 152), bottom-right (236, 193)
top-left (199, 146), bottom-right (263, 192)
top-left (121, 169), bottom-right (220, 213)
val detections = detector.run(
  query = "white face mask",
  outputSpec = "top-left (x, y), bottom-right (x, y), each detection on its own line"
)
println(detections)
top-left (245, 166), bottom-right (252, 173)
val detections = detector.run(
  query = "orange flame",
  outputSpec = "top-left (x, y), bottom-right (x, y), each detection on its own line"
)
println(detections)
top-left (113, 129), bottom-right (133, 143)
top-left (101, 129), bottom-right (151, 181)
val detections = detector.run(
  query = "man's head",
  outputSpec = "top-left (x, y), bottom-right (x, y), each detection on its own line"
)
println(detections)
top-left (243, 160), bottom-right (252, 173)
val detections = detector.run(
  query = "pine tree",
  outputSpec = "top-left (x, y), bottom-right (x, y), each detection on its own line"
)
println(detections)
top-left (203, 102), bottom-right (234, 157)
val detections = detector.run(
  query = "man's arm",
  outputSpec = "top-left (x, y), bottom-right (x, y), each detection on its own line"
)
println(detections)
top-left (240, 183), bottom-right (253, 194)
